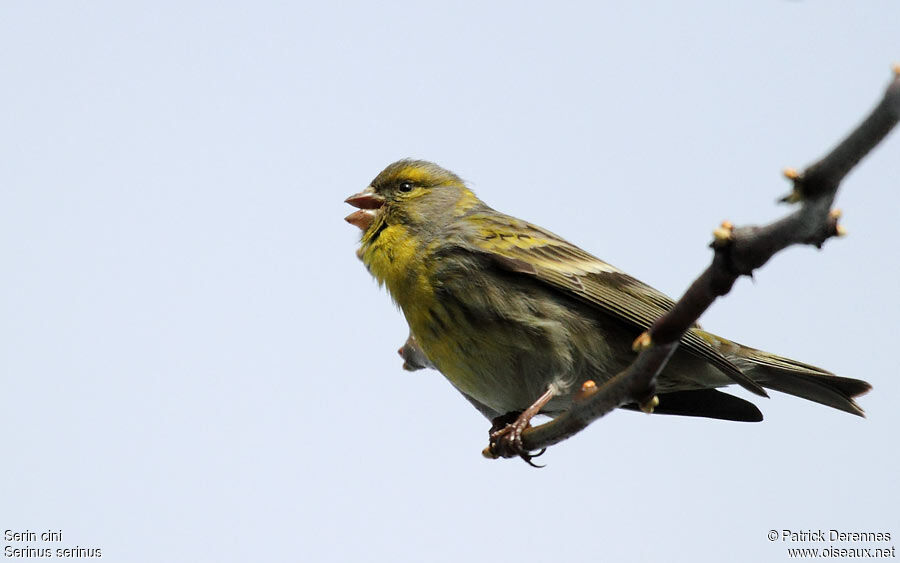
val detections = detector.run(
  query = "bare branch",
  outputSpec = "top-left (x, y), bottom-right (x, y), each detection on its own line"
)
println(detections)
top-left (502, 67), bottom-right (900, 458)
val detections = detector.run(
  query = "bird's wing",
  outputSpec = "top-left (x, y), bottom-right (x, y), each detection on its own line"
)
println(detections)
top-left (464, 210), bottom-right (767, 396)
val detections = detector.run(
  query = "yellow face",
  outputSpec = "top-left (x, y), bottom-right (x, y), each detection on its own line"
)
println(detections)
top-left (344, 159), bottom-right (469, 246)
top-left (344, 159), bottom-right (478, 308)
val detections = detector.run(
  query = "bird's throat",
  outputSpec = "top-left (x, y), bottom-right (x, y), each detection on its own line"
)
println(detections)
top-left (361, 223), bottom-right (436, 311)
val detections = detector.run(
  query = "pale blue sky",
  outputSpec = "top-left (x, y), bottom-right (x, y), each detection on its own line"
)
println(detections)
top-left (2, 2), bottom-right (898, 562)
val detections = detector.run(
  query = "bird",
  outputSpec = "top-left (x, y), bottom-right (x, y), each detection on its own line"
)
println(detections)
top-left (345, 159), bottom-right (871, 462)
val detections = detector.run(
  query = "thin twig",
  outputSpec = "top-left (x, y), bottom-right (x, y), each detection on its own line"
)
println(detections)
top-left (507, 67), bottom-right (900, 457)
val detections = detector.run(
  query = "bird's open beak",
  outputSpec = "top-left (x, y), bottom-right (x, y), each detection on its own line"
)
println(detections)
top-left (344, 186), bottom-right (385, 231)
top-left (345, 209), bottom-right (377, 231)
top-left (345, 186), bottom-right (385, 210)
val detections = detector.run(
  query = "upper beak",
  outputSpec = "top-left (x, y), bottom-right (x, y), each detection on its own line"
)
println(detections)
top-left (345, 186), bottom-right (385, 210)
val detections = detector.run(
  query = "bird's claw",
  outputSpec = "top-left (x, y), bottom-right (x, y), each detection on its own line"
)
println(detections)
top-left (485, 421), bottom-right (546, 467)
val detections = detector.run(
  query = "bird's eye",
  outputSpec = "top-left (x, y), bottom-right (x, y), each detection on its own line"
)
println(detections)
top-left (398, 181), bottom-right (413, 193)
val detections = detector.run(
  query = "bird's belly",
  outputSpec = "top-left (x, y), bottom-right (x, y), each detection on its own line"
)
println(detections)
top-left (410, 312), bottom-right (561, 415)
top-left (405, 294), bottom-right (624, 417)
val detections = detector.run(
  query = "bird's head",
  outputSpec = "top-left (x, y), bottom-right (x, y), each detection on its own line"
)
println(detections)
top-left (345, 159), bottom-right (478, 244)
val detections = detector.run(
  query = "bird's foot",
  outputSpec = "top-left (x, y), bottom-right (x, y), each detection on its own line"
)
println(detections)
top-left (482, 388), bottom-right (555, 467)
top-left (484, 417), bottom-right (546, 467)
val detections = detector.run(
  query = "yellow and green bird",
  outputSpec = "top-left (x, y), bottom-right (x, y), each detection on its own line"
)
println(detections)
top-left (345, 159), bottom-right (870, 457)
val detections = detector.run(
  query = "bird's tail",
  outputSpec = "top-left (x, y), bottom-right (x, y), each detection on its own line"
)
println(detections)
top-left (728, 341), bottom-right (871, 416)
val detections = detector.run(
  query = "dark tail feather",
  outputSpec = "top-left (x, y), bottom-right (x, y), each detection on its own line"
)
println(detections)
top-left (755, 371), bottom-right (870, 416)
top-left (622, 389), bottom-right (764, 422)
top-left (739, 348), bottom-right (872, 417)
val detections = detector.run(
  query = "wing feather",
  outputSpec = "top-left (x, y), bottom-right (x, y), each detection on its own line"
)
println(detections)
top-left (465, 210), bottom-right (767, 396)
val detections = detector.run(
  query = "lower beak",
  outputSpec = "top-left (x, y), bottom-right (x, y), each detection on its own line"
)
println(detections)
top-left (345, 209), bottom-right (377, 231)
top-left (345, 186), bottom-right (385, 210)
